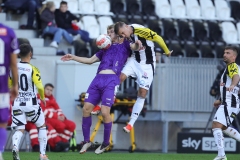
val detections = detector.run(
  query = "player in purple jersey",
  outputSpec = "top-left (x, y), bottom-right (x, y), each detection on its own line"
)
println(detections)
top-left (0, 23), bottom-right (19, 160)
top-left (61, 24), bottom-right (141, 154)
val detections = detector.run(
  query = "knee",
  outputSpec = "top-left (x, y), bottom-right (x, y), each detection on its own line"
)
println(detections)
top-left (83, 106), bottom-right (92, 115)
top-left (212, 121), bottom-right (224, 129)
top-left (101, 109), bottom-right (111, 118)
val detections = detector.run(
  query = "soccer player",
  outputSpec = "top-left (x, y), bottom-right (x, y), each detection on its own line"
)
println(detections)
top-left (0, 23), bottom-right (19, 160)
top-left (9, 44), bottom-right (49, 160)
top-left (113, 22), bottom-right (172, 133)
top-left (212, 46), bottom-right (240, 160)
top-left (61, 24), bottom-right (141, 154)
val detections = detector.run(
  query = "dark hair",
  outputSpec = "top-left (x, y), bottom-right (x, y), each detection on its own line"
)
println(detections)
top-left (19, 43), bottom-right (33, 58)
top-left (114, 21), bottom-right (126, 34)
top-left (225, 46), bottom-right (238, 55)
top-left (60, 1), bottom-right (67, 6)
top-left (107, 24), bottom-right (115, 30)
top-left (45, 83), bottom-right (54, 89)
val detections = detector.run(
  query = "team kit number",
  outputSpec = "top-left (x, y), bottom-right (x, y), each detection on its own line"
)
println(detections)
top-left (19, 74), bottom-right (28, 91)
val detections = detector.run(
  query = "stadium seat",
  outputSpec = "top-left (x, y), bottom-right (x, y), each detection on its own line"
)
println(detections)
top-left (221, 22), bottom-right (239, 44)
top-left (130, 18), bottom-right (145, 26)
top-left (214, 0), bottom-right (232, 20)
top-left (185, 0), bottom-right (202, 19)
top-left (161, 19), bottom-right (177, 41)
top-left (169, 0), bottom-right (187, 18)
top-left (229, 1), bottom-right (240, 21)
top-left (126, 0), bottom-right (141, 16)
top-left (110, 0), bottom-right (125, 15)
top-left (147, 20), bottom-right (162, 36)
top-left (192, 21), bottom-right (208, 42)
top-left (94, 0), bottom-right (111, 15)
top-left (199, 0), bottom-right (216, 20)
top-left (81, 16), bottom-right (100, 38)
top-left (207, 21), bottom-right (224, 43)
top-left (141, 0), bottom-right (156, 17)
top-left (98, 16), bottom-right (114, 34)
top-left (154, 0), bottom-right (172, 18)
top-left (168, 43), bottom-right (184, 57)
top-left (79, 0), bottom-right (94, 14)
top-left (200, 44), bottom-right (215, 58)
top-left (66, 0), bottom-right (79, 14)
top-left (177, 20), bottom-right (193, 41)
top-left (215, 45), bottom-right (225, 58)
top-left (184, 44), bottom-right (200, 57)
top-left (113, 17), bottom-right (129, 24)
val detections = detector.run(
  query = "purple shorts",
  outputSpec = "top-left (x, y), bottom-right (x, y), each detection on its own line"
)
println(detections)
top-left (84, 74), bottom-right (120, 107)
top-left (0, 108), bottom-right (9, 123)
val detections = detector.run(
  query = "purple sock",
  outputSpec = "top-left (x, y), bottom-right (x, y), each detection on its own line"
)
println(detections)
top-left (103, 122), bottom-right (112, 145)
top-left (0, 128), bottom-right (7, 152)
top-left (82, 116), bottom-right (92, 142)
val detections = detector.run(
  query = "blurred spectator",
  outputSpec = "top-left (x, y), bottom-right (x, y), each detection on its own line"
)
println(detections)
top-left (4, 0), bottom-right (43, 29)
top-left (155, 47), bottom-right (166, 63)
top-left (40, 1), bottom-right (79, 48)
top-left (55, 1), bottom-right (91, 43)
top-left (38, 83), bottom-right (76, 143)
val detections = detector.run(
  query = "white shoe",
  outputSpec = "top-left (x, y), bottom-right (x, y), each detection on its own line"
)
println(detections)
top-left (73, 34), bottom-right (81, 41)
top-left (50, 41), bottom-right (58, 48)
top-left (39, 154), bottom-right (49, 160)
top-left (95, 143), bottom-right (109, 154)
top-left (12, 146), bottom-right (20, 160)
top-left (213, 155), bottom-right (227, 160)
top-left (79, 141), bottom-right (92, 154)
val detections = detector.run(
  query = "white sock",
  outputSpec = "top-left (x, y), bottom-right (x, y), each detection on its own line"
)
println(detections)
top-left (128, 97), bottom-right (145, 126)
top-left (223, 127), bottom-right (240, 142)
top-left (38, 127), bottom-right (47, 155)
top-left (12, 130), bottom-right (23, 150)
top-left (213, 128), bottom-right (225, 157)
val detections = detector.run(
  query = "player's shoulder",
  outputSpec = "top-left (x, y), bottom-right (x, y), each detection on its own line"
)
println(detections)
top-left (0, 23), bottom-right (15, 36)
top-left (228, 62), bottom-right (238, 69)
top-left (29, 63), bottom-right (41, 73)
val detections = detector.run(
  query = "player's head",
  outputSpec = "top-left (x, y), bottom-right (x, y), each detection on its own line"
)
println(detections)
top-left (114, 22), bottom-right (133, 38)
top-left (46, 1), bottom-right (56, 12)
top-left (60, 1), bottom-right (68, 13)
top-left (107, 24), bottom-right (119, 43)
top-left (223, 46), bottom-right (238, 63)
top-left (19, 43), bottom-right (33, 60)
top-left (44, 83), bottom-right (54, 96)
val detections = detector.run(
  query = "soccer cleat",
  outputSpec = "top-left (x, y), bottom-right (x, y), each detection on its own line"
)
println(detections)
top-left (79, 141), bottom-right (92, 154)
top-left (12, 147), bottom-right (20, 160)
top-left (91, 105), bottom-right (101, 115)
top-left (213, 155), bottom-right (227, 160)
top-left (95, 143), bottom-right (109, 154)
top-left (123, 124), bottom-right (132, 133)
top-left (39, 154), bottom-right (49, 160)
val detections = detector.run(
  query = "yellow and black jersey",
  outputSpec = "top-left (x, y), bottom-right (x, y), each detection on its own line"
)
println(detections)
top-left (130, 24), bottom-right (170, 64)
top-left (9, 62), bottom-right (45, 106)
top-left (220, 62), bottom-right (240, 108)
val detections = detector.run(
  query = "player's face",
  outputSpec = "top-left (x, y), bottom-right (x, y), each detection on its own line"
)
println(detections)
top-left (118, 24), bottom-right (132, 38)
top-left (107, 28), bottom-right (117, 41)
top-left (44, 86), bottom-right (53, 97)
top-left (60, 4), bottom-right (68, 13)
top-left (223, 49), bottom-right (236, 63)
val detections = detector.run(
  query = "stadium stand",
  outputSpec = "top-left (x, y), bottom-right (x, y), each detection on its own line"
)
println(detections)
top-left (2, 0), bottom-right (240, 153)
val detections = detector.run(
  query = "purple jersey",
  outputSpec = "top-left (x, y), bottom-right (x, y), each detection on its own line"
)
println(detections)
top-left (0, 23), bottom-right (19, 93)
top-left (96, 40), bottom-right (131, 76)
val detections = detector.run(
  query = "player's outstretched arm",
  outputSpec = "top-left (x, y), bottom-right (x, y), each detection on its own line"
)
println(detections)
top-left (61, 54), bottom-right (99, 64)
top-left (10, 53), bottom-right (18, 100)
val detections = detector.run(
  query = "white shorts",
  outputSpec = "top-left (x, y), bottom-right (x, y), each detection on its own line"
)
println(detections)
top-left (213, 105), bottom-right (240, 127)
top-left (121, 58), bottom-right (156, 90)
top-left (0, 93), bottom-right (10, 109)
top-left (11, 105), bottom-right (45, 129)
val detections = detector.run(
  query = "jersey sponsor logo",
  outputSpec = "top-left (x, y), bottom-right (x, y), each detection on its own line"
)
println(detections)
top-left (36, 73), bottom-right (41, 81)
top-left (142, 72), bottom-right (148, 79)
top-left (140, 80), bottom-right (145, 85)
top-left (19, 91), bottom-right (34, 97)
top-left (25, 110), bottom-right (35, 117)
top-left (0, 28), bottom-right (7, 36)
top-left (0, 66), bottom-right (6, 76)
top-left (18, 67), bottom-right (30, 72)
top-left (145, 85), bottom-right (150, 88)
top-left (106, 98), bottom-right (111, 101)
top-left (15, 97), bottom-right (31, 102)
top-left (85, 93), bottom-right (89, 99)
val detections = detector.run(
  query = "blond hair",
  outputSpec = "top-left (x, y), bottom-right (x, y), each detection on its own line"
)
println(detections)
top-left (39, 1), bottom-right (55, 14)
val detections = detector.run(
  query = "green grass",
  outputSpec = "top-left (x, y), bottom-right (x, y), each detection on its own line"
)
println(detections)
top-left (2, 152), bottom-right (240, 160)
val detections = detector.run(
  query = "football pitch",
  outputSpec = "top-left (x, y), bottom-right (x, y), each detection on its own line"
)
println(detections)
top-left (2, 152), bottom-right (240, 160)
